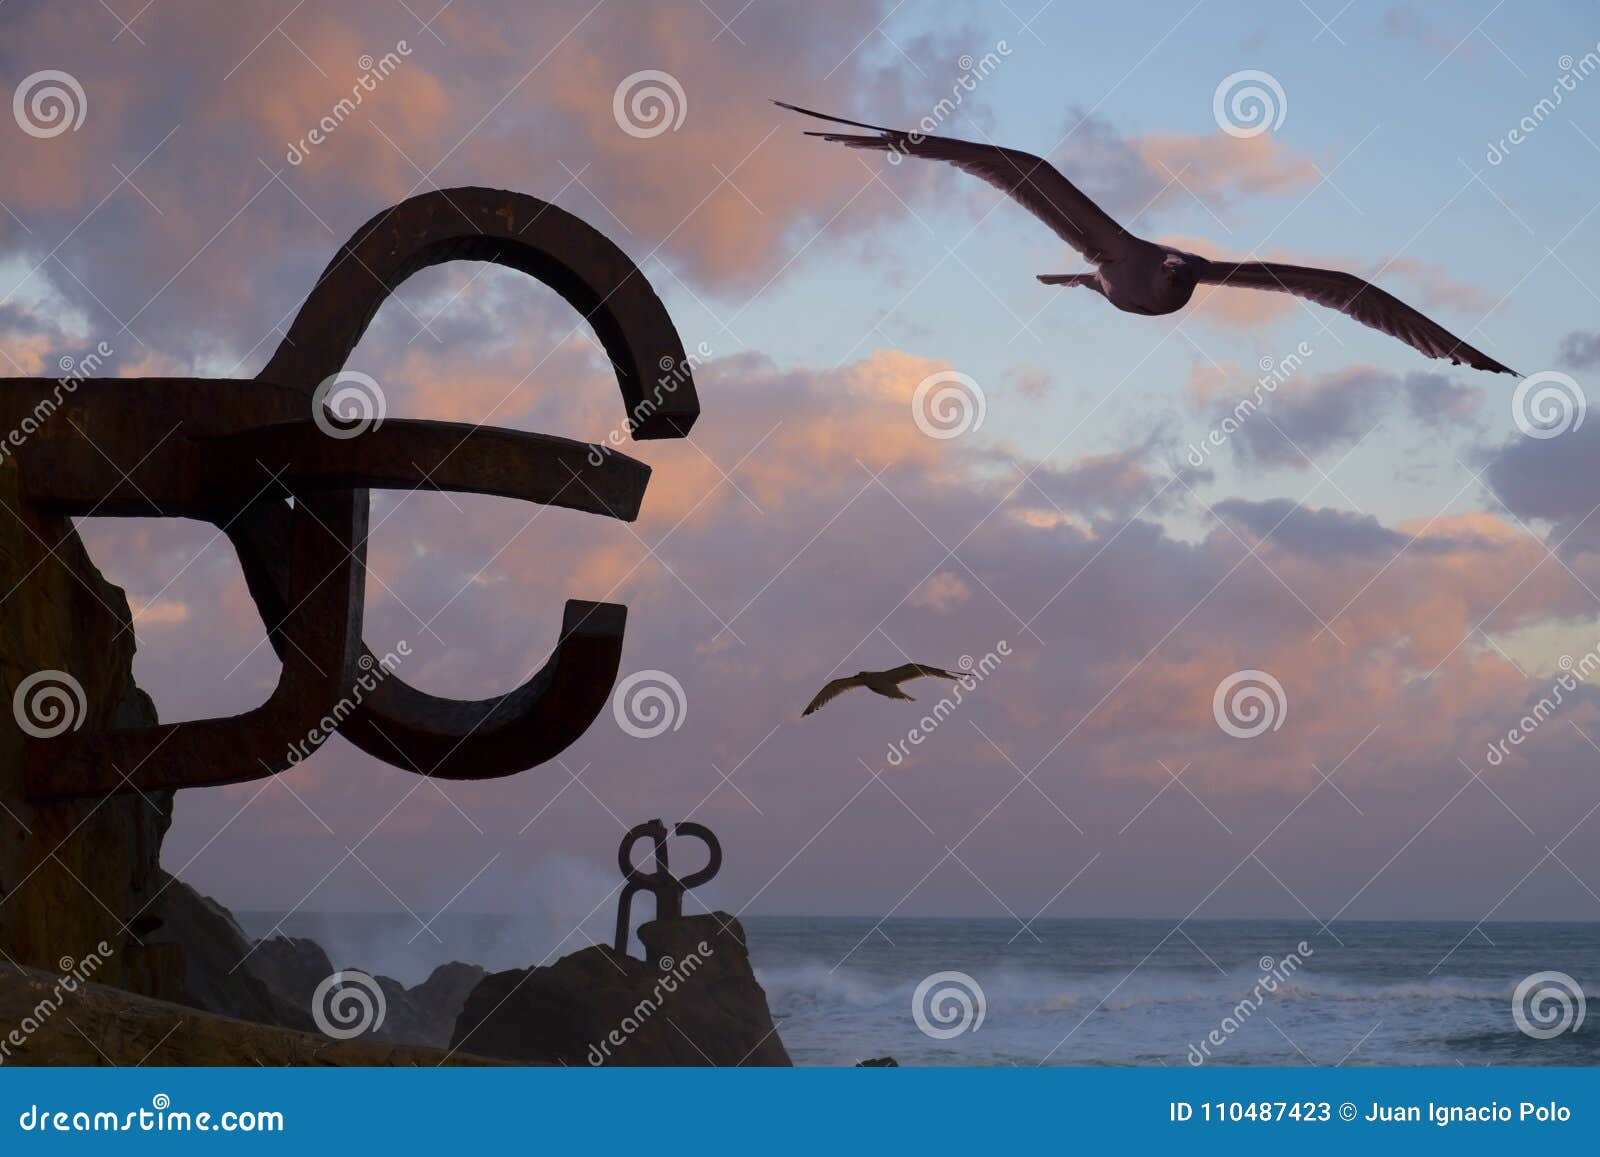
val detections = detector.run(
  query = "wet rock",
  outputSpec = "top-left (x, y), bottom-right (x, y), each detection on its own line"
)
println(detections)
top-left (450, 912), bottom-right (790, 1065)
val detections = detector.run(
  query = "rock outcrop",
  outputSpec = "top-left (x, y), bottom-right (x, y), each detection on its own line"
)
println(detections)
top-left (0, 460), bottom-right (173, 989)
top-left (450, 912), bottom-right (791, 1065)
top-left (134, 876), bottom-right (316, 1031)
top-left (371, 961), bottom-right (485, 1049)
top-left (169, 917), bottom-right (484, 1049)
top-left (0, 963), bottom-right (497, 1066)
top-left (226, 929), bottom-right (483, 1048)
top-left (242, 933), bottom-right (334, 1012)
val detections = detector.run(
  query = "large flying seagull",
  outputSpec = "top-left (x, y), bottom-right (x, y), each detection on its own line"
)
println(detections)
top-left (777, 101), bottom-right (1515, 375)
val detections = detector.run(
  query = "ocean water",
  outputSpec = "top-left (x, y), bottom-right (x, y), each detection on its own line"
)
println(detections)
top-left (235, 912), bottom-right (1599, 1066)
top-left (744, 918), bottom-right (1600, 1067)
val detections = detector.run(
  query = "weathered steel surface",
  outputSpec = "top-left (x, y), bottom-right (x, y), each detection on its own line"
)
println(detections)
top-left (2, 187), bottom-right (699, 798)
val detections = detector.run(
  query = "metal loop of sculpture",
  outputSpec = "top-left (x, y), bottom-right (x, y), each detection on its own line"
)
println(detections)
top-left (1, 187), bottom-right (700, 799)
top-left (613, 818), bottom-right (722, 959)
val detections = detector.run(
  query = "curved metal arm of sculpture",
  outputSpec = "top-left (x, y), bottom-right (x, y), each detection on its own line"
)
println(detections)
top-left (24, 488), bottom-right (368, 798)
top-left (9, 187), bottom-right (701, 798)
top-left (223, 498), bottom-right (631, 779)
top-left (259, 186), bottom-right (699, 440)
top-left (13, 385), bottom-right (650, 521)
top-left (25, 412), bottom-right (647, 794)
top-left (241, 186), bottom-right (699, 780)
top-left (206, 419), bottom-right (651, 519)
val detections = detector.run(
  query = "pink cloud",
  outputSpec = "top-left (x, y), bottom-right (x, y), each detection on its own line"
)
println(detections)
top-left (70, 326), bottom-right (1598, 922)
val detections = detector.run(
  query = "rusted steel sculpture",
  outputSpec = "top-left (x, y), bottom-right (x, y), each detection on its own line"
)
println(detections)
top-left (614, 818), bottom-right (722, 960)
top-left (1, 187), bottom-right (699, 799)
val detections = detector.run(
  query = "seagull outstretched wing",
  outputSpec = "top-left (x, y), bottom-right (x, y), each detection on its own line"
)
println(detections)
top-left (803, 675), bottom-right (866, 717)
top-left (776, 101), bottom-right (1131, 264)
top-left (1196, 260), bottom-right (1515, 375)
top-left (884, 663), bottom-right (962, 683)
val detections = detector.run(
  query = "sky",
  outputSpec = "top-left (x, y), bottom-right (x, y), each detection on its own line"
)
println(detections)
top-left (4, 0), bottom-right (1600, 952)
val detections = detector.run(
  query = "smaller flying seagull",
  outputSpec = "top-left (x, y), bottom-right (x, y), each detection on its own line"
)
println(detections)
top-left (803, 663), bottom-right (964, 717)
top-left (777, 101), bottom-right (1516, 376)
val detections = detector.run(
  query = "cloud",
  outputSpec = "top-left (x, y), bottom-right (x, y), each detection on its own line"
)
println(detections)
top-left (1003, 363), bottom-right (1051, 399)
top-left (1557, 331), bottom-right (1600, 370)
top-left (130, 598), bottom-right (192, 628)
top-left (0, 0), bottom-right (951, 370)
top-left (1011, 433), bottom-right (1195, 523)
top-left (1380, 256), bottom-right (1493, 316)
top-left (1382, 4), bottom-right (1467, 56)
top-left (80, 324), bottom-right (1600, 920)
top-left (1212, 498), bottom-right (1479, 560)
top-left (12, 1), bottom-right (1599, 924)
top-left (909, 571), bottom-right (971, 612)
top-left (1057, 112), bottom-right (1317, 226)
top-left (1402, 370), bottom-right (1483, 425)
top-left (1206, 365), bottom-right (1480, 471)
top-left (1221, 366), bottom-right (1388, 468)
top-left (1482, 420), bottom-right (1600, 553)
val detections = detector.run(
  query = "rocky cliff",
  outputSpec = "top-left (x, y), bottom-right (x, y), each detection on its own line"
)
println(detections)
top-left (0, 460), bottom-right (172, 989)
top-left (237, 931), bottom-right (484, 1048)
top-left (451, 913), bottom-right (791, 1065)
top-left (0, 464), bottom-right (478, 1059)
top-left (135, 876), bottom-right (320, 1031)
